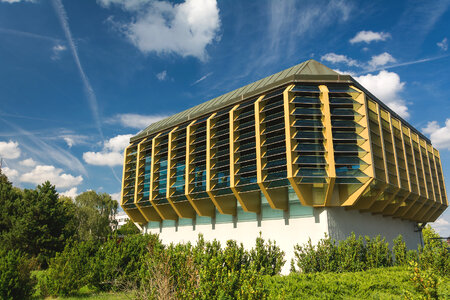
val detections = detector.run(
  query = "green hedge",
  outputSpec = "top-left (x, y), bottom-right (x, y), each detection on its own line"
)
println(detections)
top-left (264, 266), bottom-right (450, 299)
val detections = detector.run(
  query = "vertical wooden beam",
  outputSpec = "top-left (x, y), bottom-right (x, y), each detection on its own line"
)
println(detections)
top-left (206, 113), bottom-right (237, 215)
top-left (283, 85), bottom-right (308, 206)
top-left (319, 85), bottom-right (336, 206)
top-left (229, 104), bottom-right (260, 213)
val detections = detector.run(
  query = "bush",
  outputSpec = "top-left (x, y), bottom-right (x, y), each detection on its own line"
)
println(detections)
top-left (264, 266), bottom-right (450, 299)
top-left (419, 225), bottom-right (450, 276)
top-left (0, 249), bottom-right (34, 300)
top-left (364, 235), bottom-right (392, 268)
top-left (294, 233), bottom-right (394, 273)
top-left (393, 235), bottom-right (407, 266)
top-left (136, 234), bottom-right (282, 299)
top-left (45, 240), bottom-right (97, 296)
top-left (90, 234), bottom-right (162, 291)
top-left (337, 232), bottom-right (366, 272)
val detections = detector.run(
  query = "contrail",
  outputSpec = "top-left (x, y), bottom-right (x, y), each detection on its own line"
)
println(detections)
top-left (51, 0), bottom-right (103, 139)
top-left (51, 0), bottom-right (121, 184)
top-left (358, 54), bottom-right (450, 75)
top-left (0, 27), bottom-right (62, 43)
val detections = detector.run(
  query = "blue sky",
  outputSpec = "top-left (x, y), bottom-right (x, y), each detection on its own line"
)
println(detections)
top-left (0, 0), bottom-right (449, 234)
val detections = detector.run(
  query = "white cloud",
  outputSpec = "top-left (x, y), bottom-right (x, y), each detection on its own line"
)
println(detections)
top-left (83, 151), bottom-right (124, 166)
top-left (99, 0), bottom-right (221, 61)
top-left (355, 70), bottom-right (409, 119)
top-left (104, 134), bottom-right (133, 152)
top-left (111, 192), bottom-right (121, 201)
top-left (51, 44), bottom-right (67, 60)
top-left (60, 187), bottom-right (78, 199)
top-left (20, 165), bottom-right (83, 188)
top-left (349, 30), bottom-right (391, 44)
top-left (83, 134), bottom-right (132, 167)
top-left (156, 70), bottom-right (167, 81)
top-left (422, 119), bottom-right (450, 150)
top-left (0, 140), bottom-right (21, 159)
top-left (333, 69), bottom-right (356, 76)
top-left (437, 37), bottom-right (448, 51)
top-left (321, 53), bottom-right (360, 67)
top-left (19, 158), bottom-right (36, 167)
top-left (2, 167), bottom-right (19, 181)
top-left (61, 134), bottom-right (89, 148)
top-left (64, 137), bottom-right (74, 148)
top-left (368, 52), bottom-right (396, 69)
top-left (108, 113), bottom-right (168, 129)
top-left (431, 216), bottom-right (450, 236)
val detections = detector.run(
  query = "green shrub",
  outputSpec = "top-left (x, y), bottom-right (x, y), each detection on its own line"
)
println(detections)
top-left (264, 266), bottom-right (450, 299)
top-left (0, 249), bottom-right (33, 300)
top-left (337, 232), bottom-right (366, 272)
top-left (393, 235), bottom-right (407, 266)
top-left (45, 240), bottom-right (97, 296)
top-left (136, 234), bottom-right (278, 299)
top-left (419, 225), bottom-right (450, 276)
top-left (294, 233), bottom-right (394, 273)
top-left (90, 234), bottom-right (161, 291)
top-left (365, 235), bottom-right (392, 268)
top-left (250, 234), bottom-right (285, 276)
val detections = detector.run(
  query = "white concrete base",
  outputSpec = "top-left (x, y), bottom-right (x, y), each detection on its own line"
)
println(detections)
top-left (145, 207), bottom-right (422, 274)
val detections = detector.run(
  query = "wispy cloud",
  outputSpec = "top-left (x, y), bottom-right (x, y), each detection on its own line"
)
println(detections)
top-left (0, 118), bottom-right (87, 176)
top-left (359, 54), bottom-right (450, 74)
top-left (156, 70), bottom-right (167, 81)
top-left (107, 113), bottom-right (168, 129)
top-left (437, 37), bottom-right (448, 51)
top-left (51, 0), bottom-right (103, 139)
top-left (52, 0), bottom-right (122, 183)
top-left (192, 72), bottom-right (213, 85)
top-left (51, 44), bottom-right (67, 60)
top-left (0, 27), bottom-right (61, 43)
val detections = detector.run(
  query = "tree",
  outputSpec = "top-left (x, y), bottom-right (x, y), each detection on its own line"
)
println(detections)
top-left (116, 219), bottom-right (140, 235)
top-left (0, 178), bottom-right (76, 267)
top-left (74, 191), bottom-right (118, 241)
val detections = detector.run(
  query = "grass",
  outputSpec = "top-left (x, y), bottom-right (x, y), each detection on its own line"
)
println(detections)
top-left (264, 266), bottom-right (450, 299)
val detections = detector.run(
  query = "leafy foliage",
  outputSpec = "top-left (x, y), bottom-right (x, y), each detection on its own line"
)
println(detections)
top-left (0, 179), bottom-right (76, 267)
top-left (73, 191), bottom-right (118, 242)
top-left (418, 225), bottom-right (450, 277)
top-left (0, 249), bottom-right (34, 300)
top-left (116, 219), bottom-right (140, 235)
top-left (265, 266), bottom-right (450, 300)
top-left (44, 240), bottom-right (97, 296)
top-left (294, 233), bottom-right (393, 273)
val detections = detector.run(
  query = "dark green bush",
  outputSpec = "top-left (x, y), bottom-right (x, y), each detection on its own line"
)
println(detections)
top-left (136, 234), bottom-right (282, 299)
top-left (90, 234), bottom-right (160, 291)
top-left (45, 240), bottom-right (97, 296)
top-left (0, 249), bottom-right (34, 300)
top-left (294, 233), bottom-right (394, 273)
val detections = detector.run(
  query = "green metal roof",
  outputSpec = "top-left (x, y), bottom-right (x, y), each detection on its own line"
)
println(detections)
top-left (130, 59), bottom-right (430, 143)
top-left (131, 59), bottom-right (350, 142)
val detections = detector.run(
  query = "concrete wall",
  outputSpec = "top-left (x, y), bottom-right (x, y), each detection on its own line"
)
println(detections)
top-left (147, 208), bottom-right (329, 274)
top-left (326, 207), bottom-right (423, 249)
top-left (144, 207), bottom-right (423, 274)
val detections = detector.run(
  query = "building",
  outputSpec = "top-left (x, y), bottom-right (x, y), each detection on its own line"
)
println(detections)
top-left (114, 211), bottom-right (131, 229)
top-left (120, 60), bottom-right (448, 270)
